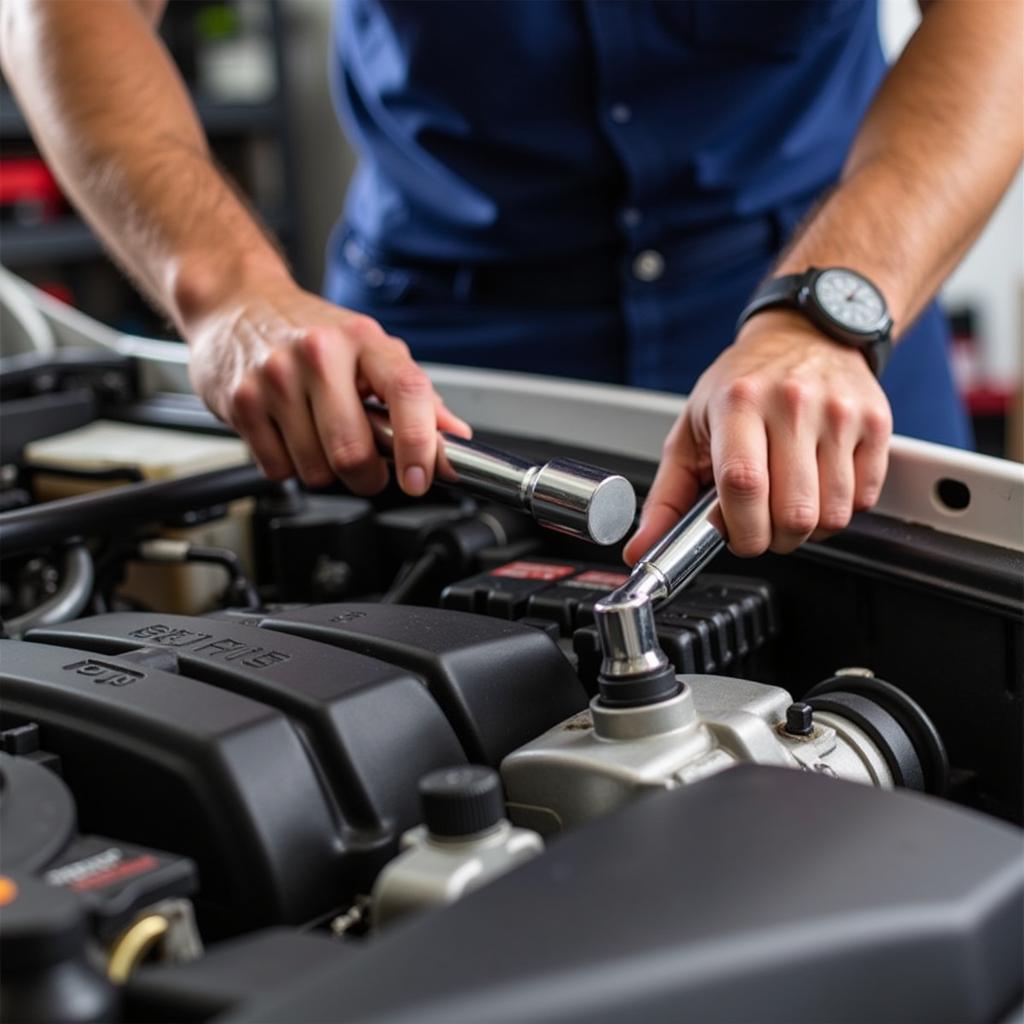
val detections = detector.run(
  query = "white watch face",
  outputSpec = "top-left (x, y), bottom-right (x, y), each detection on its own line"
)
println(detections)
top-left (812, 269), bottom-right (887, 333)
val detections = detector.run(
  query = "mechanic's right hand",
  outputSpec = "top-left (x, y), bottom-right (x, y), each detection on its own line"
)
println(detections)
top-left (183, 275), bottom-right (470, 496)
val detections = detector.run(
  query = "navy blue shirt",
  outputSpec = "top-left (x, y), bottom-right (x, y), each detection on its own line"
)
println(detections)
top-left (325, 1), bottom-right (971, 448)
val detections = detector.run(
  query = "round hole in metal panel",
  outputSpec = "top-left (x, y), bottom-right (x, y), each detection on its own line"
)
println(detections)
top-left (934, 477), bottom-right (971, 513)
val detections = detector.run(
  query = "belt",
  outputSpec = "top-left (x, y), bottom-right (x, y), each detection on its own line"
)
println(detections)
top-left (340, 231), bottom-right (619, 307)
top-left (339, 206), bottom-right (804, 309)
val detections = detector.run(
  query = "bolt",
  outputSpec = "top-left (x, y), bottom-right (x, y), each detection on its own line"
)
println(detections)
top-left (784, 702), bottom-right (814, 736)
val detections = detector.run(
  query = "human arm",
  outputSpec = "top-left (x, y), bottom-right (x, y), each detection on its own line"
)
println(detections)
top-left (626, 0), bottom-right (1023, 561)
top-left (0, 0), bottom-right (467, 494)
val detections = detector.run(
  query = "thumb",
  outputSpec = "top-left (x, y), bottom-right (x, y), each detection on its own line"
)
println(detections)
top-left (623, 420), bottom-right (702, 565)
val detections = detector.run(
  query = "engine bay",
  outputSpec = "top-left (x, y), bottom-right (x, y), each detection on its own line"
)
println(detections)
top-left (1, 341), bottom-right (1022, 1023)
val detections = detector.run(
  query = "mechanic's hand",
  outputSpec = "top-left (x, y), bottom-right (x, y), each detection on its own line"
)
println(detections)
top-left (185, 276), bottom-right (470, 496)
top-left (624, 310), bottom-right (892, 562)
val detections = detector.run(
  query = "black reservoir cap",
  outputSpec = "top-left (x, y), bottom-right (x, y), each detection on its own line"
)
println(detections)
top-left (0, 752), bottom-right (77, 875)
top-left (420, 766), bottom-right (505, 838)
top-left (0, 873), bottom-right (87, 972)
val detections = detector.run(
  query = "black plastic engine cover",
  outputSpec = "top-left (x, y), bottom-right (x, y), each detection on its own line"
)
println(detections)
top-left (256, 603), bottom-right (588, 764)
top-left (221, 767), bottom-right (1024, 1024)
top-left (0, 639), bottom-right (340, 932)
top-left (26, 613), bottom-right (466, 842)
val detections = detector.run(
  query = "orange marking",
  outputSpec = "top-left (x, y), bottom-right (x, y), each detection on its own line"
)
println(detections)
top-left (0, 876), bottom-right (18, 906)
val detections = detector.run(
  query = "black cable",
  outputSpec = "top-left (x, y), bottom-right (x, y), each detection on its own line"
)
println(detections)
top-left (187, 546), bottom-right (262, 609)
top-left (380, 544), bottom-right (445, 605)
top-left (91, 538), bottom-right (138, 613)
top-left (0, 464), bottom-right (273, 557)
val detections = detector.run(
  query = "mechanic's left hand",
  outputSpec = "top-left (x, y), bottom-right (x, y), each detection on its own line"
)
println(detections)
top-left (624, 309), bottom-right (893, 563)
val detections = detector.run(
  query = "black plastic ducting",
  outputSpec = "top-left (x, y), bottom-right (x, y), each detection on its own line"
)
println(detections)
top-left (219, 767), bottom-right (1024, 1024)
top-left (805, 674), bottom-right (950, 795)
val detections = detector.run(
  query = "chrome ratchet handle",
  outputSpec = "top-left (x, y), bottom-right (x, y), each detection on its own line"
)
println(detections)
top-left (632, 487), bottom-right (725, 604)
top-left (364, 404), bottom-right (637, 546)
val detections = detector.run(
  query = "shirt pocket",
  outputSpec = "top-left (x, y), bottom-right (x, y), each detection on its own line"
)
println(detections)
top-left (687, 0), bottom-right (866, 59)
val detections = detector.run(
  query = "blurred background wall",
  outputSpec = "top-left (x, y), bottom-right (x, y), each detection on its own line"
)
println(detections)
top-left (282, 0), bottom-right (353, 292)
top-left (879, 0), bottom-right (1023, 389)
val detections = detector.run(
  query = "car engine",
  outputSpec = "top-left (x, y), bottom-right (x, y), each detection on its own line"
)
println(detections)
top-left (0, 338), bottom-right (1022, 1023)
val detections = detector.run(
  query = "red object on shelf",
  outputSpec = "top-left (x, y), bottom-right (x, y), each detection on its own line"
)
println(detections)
top-left (964, 384), bottom-right (1015, 418)
top-left (37, 282), bottom-right (75, 306)
top-left (0, 157), bottom-right (64, 222)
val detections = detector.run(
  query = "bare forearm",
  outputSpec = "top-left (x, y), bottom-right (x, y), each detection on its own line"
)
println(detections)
top-left (777, 0), bottom-right (1023, 335)
top-left (0, 0), bottom-right (289, 329)
top-left (631, 2), bottom-right (1022, 562)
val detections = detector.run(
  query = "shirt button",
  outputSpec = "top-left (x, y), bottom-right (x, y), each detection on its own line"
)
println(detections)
top-left (633, 249), bottom-right (665, 282)
top-left (621, 206), bottom-right (642, 228)
top-left (609, 103), bottom-right (632, 125)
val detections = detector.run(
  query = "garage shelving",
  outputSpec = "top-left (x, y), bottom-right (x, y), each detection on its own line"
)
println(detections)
top-left (0, 0), bottom-right (299, 336)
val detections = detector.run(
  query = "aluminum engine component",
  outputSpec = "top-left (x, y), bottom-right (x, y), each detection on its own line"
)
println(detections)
top-left (371, 767), bottom-right (543, 928)
top-left (514, 484), bottom-right (943, 836)
top-left (501, 674), bottom-right (902, 835)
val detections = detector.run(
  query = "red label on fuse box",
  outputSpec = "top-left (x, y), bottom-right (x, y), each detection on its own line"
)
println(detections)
top-left (489, 561), bottom-right (577, 582)
top-left (564, 570), bottom-right (631, 590)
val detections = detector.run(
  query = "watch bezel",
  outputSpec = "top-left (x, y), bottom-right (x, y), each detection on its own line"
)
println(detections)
top-left (802, 267), bottom-right (892, 344)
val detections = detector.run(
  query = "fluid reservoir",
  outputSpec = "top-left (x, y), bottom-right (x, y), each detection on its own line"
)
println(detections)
top-left (371, 766), bottom-right (543, 929)
top-left (24, 420), bottom-right (252, 613)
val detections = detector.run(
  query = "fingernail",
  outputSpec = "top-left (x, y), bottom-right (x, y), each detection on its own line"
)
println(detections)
top-left (404, 465), bottom-right (427, 495)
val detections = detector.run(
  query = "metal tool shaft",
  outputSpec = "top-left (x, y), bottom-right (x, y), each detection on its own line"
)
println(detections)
top-left (365, 404), bottom-right (636, 546)
top-left (632, 487), bottom-right (725, 603)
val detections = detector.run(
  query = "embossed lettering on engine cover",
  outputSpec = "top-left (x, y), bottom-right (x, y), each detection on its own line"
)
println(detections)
top-left (62, 660), bottom-right (143, 687)
top-left (127, 624), bottom-right (291, 670)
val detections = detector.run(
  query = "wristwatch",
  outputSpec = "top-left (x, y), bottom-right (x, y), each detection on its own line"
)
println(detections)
top-left (737, 267), bottom-right (894, 378)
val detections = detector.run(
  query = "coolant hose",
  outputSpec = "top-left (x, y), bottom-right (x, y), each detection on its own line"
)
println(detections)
top-left (7, 545), bottom-right (95, 636)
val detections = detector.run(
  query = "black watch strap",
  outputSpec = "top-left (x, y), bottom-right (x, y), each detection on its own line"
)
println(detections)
top-left (737, 269), bottom-right (892, 379)
top-left (737, 272), bottom-right (807, 326)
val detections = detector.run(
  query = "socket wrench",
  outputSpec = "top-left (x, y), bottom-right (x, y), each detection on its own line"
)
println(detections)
top-left (594, 488), bottom-right (725, 700)
top-left (364, 403), bottom-right (637, 546)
